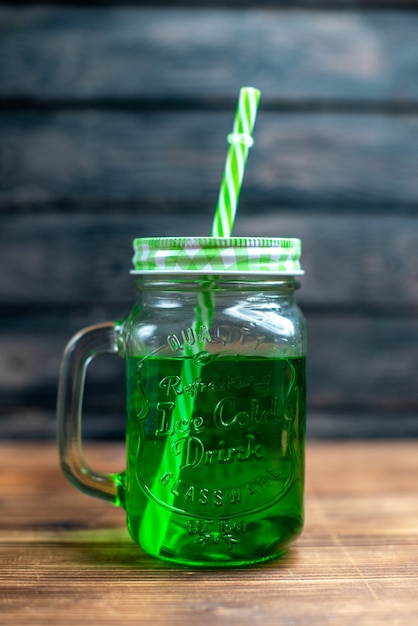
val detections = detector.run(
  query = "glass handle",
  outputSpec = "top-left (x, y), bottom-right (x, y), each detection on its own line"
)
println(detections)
top-left (57, 322), bottom-right (124, 505)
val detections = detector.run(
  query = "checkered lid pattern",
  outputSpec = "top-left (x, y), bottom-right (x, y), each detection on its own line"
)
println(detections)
top-left (132, 237), bottom-right (303, 275)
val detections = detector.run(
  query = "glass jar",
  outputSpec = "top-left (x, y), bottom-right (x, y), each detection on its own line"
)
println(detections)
top-left (58, 236), bottom-right (306, 567)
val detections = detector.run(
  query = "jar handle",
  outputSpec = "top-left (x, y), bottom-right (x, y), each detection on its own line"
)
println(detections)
top-left (57, 322), bottom-right (124, 506)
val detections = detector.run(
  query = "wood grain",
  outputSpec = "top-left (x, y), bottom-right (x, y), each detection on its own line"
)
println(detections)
top-left (3, 213), bottom-right (418, 306)
top-left (2, 0), bottom-right (417, 7)
top-left (1, 1), bottom-right (418, 440)
top-left (1, 8), bottom-right (418, 102)
top-left (0, 441), bottom-right (417, 625)
top-left (2, 112), bottom-right (418, 210)
top-left (2, 309), bottom-right (418, 439)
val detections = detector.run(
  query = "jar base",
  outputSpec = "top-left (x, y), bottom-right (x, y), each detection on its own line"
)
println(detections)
top-left (155, 547), bottom-right (290, 569)
top-left (128, 512), bottom-right (303, 568)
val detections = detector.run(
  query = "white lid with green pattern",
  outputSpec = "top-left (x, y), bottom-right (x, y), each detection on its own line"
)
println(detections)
top-left (132, 237), bottom-right (303, 275)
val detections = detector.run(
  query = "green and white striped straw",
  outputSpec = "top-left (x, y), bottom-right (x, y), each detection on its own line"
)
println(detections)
top-left (211, 86), bottom-right (261, 238)
top-left (139, 88), bottom-right (262, 558)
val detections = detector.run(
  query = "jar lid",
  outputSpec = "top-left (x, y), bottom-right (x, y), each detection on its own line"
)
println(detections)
top-left (132, 237), bottom-right (303, 275)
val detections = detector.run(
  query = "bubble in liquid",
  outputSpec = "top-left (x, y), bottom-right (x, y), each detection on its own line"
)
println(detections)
top-left (192, 351), bottom-right (212, 366)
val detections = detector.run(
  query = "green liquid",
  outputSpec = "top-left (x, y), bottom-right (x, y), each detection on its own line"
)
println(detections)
top-left (124, 354), bottom-right (305, 566)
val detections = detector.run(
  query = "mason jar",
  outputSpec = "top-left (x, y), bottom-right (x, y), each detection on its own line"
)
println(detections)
top-left (57, 236), bottom-right (306, 567)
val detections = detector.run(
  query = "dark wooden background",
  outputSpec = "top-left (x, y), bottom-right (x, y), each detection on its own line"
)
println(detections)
top-left (1, 1), bottom-right (418, 440)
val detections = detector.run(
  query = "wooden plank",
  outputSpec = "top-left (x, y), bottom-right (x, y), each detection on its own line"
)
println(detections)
top-left (2, 213), bottom-right (418, 306)
top-left (1, 441), bottom-right (418, 625)
top-left (1, 8), bottom-right (418, 102)
top-left (307, 312), bottom-right (418, 409)
top-left (308, 409), bottom-right (418, 439)
top-left (3, 1), bottom-right (418, 8)
top-left (1, 112), bottom-right (418, 210)
top-left (2, 310), bottom-right (418, 437)
top-left (3, 1), bottom-right (418, 7)
top-left (2, 406), bottom-right (418, 440)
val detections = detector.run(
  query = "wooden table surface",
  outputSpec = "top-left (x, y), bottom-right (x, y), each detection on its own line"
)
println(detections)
top-left (1, 441), bottom-right (417, 625)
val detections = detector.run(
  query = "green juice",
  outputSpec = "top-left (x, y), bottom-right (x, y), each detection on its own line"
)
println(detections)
top-left (124, 353), bottom-right (306, 566)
